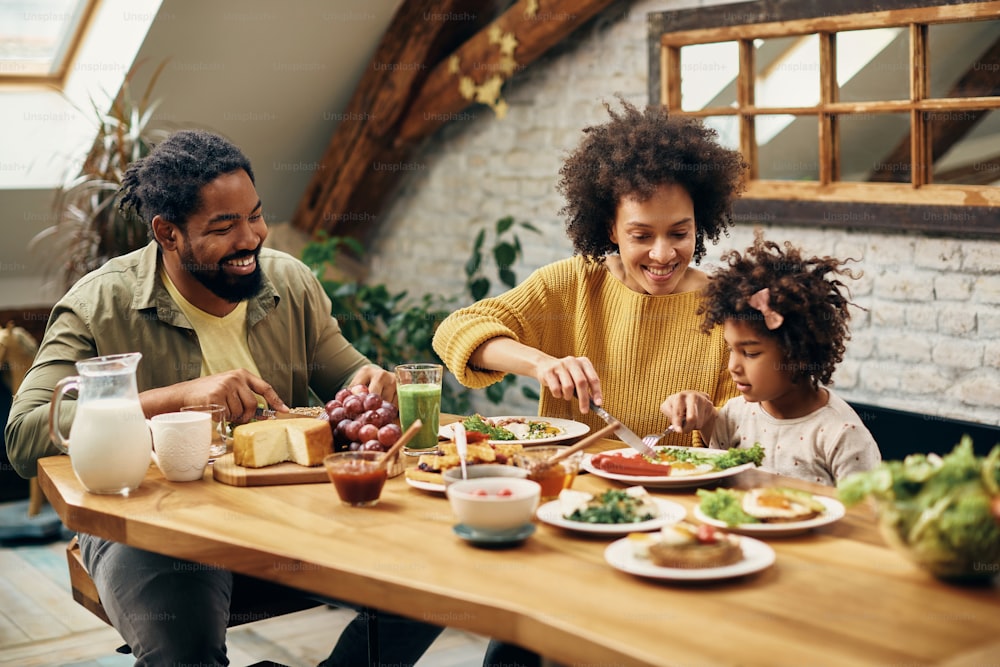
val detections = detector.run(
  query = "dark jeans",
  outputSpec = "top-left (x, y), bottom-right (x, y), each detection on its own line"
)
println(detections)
top-left (79, 533), bottom-right (443, 666)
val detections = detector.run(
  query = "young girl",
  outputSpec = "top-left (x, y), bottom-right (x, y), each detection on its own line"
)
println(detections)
top-left (660, 231), bottom-right (880, 485)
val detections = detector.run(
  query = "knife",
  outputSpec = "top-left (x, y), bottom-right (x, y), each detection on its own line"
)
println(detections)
top-left (588, 399), bottom-right (658, 457)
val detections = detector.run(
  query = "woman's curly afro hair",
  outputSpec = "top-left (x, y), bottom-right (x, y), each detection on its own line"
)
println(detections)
top-left (557, 98), bottom-right (746, 263)
top-left (700, 231), bottom-right (862, 388)
top-left (118, 129), bottom-right (254, 231)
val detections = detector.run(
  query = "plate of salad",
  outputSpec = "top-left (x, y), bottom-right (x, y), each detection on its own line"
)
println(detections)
top-left (440, 414), bottom-right (590, 446)
top-left (536, 488), bottom-right (686, 535)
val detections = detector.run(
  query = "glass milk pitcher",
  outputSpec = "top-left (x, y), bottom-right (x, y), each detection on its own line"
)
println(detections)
top-left (49, 353), bottom-right (152, 494)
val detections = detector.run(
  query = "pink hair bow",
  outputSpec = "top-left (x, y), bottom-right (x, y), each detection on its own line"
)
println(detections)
top-left (748, 288), bottom-right (784, 330)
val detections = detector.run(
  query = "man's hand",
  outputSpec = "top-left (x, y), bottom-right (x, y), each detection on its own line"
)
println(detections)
top-left (140, 369), bottom-right (288, 424)
top-left (349, 365), bottom-right (397, 403)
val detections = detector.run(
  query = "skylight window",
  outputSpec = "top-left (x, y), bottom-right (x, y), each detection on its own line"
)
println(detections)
top-left (0, 0), bottom-right (95, 81)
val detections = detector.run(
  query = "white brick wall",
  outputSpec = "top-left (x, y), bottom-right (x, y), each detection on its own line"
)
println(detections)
top-left (367, 0), bottom-right (1000, 426)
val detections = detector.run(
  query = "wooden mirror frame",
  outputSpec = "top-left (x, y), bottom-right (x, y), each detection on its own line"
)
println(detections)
top-left (648, 0), bottom-right (1000, 237)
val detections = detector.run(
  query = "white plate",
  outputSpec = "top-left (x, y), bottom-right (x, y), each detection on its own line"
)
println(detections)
top-left (693, 495), bottom-right (846, 537)
top-left (582, 447), bottom-right (757, 489)
top-left (536, 497), bottom-right (686, 535)
top-left (604, 535), bottom-right (775, 581)
top-left (439, 416), bottom-right (590, 446)
top-left (404, 477), bottom-right (445, 493)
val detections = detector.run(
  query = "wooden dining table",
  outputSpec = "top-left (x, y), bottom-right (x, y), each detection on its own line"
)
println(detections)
top-left (37, 416), bottom-right (1000, 667)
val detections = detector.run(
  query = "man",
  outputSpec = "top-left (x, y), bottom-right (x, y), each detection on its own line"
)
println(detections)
top-left (5, 130), bottom-right (442, 665)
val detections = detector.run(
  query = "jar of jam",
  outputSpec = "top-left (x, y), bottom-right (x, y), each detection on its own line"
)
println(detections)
top-left (324, 452), bottom-right (388, 507)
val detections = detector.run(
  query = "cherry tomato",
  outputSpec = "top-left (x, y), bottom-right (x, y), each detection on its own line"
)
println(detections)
top-left (696, 524), bottom-right (717, 544)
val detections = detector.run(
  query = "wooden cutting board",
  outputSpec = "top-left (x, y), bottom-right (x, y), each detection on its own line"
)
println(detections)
top-left (212, 454), bottom-right (329, 487)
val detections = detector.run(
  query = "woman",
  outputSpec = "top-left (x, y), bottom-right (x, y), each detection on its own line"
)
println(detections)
top-left (433, 99), bottom-right (746, 445)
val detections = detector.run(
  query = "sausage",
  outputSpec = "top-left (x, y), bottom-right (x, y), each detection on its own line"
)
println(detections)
top-left (590, 452), bottom-right (672, 477)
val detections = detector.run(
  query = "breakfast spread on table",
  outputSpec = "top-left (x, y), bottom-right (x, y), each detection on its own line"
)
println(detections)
top-left (221, 407), bottom-right (858, 581)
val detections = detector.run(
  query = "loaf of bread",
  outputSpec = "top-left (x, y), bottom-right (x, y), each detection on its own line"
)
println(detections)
top-left (233, 418), bottom-right (332, 468)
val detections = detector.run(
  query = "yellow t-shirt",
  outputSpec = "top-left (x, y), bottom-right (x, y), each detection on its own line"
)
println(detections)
top-left (161, 270), bottom-right (265, 398)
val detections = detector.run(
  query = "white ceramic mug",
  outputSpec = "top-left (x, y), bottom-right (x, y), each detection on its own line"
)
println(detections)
top-left (148, 412), bottom-right (212, 482)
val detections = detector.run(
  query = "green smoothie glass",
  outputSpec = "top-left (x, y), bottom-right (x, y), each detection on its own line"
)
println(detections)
top-left (395, 363), bottom-right (443, 450)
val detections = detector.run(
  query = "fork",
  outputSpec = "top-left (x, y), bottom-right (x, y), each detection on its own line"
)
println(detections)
top-left (641, 425), bottom-right (679, 449)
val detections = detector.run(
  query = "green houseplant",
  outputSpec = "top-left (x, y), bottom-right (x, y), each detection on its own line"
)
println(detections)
top-left (32, 61), bottom-right (170, 292)
top-left (301, 216), bottom-right (541, 413)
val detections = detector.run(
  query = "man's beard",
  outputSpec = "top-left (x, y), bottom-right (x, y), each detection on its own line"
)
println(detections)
top-left (180, 246), bottom-right (264, 303)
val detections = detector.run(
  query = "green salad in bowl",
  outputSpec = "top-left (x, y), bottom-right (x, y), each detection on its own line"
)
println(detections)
top-left (838, 436), bottom-right (1000, 581)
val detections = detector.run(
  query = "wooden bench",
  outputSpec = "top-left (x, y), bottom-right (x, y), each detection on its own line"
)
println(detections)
top-left (67, 536), bottom-right (113, 625)
top-left (849, 401), bottom-right (1000, 461)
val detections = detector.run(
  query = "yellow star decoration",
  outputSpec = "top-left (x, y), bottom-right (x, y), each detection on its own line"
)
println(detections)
top-left (498, 56), bottom-right (518, 77)
top-left (493, 98), bottom-right (509, 120)
top-left (524, 0), bottom-right (539, 18)
top-left (497, 32), bottom-right (518, 58)
top-left (458, 76), bottom-right (477, 100)
top-left (474, 75), bottom-right (504, 106)
top-left (452, 24), bottom-right (520, 118)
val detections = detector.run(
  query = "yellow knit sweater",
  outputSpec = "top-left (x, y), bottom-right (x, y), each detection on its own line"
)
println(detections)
top-left (432, 256), bottom-right (738, 447)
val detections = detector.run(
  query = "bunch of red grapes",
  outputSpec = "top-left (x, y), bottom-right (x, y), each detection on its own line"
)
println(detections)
top-left (320, 384), bottom-right (402, 452)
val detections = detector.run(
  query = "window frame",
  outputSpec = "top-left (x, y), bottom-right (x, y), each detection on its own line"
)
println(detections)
top-left (0, 0), bottom-right (99, 85)
top-left (648, 0), bottom-right (1000, 237)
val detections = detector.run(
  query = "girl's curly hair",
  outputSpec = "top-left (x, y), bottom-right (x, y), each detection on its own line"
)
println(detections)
top-left (118, 129), bottom-right (254, 232)
top-left (557, 98), bottom-right (746, 263)
top-left (700, 231), bottom-right (861, 388)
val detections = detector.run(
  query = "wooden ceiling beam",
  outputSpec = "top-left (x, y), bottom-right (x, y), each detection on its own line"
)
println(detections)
top-left (291, 0), bottom-right (617, 245)
top-left (290, 0), bottom-right (494, 240)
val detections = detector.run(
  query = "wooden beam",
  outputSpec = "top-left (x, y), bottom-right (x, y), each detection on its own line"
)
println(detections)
top-left (290, 0), bottom-right (496, 240)
top-left (291, 0), bottom-right (618, 244)
top-left (396, 0), bottom-right (616, 145)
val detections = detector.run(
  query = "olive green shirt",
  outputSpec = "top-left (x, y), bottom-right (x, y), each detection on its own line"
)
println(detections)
top-left (5, 241), bottom-right (371, 478)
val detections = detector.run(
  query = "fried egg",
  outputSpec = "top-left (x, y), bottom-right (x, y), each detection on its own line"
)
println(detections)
top-left (741, 488), bottom-right (821, 521)
top-left (497, 419), bottom-right (562, 440)
top-left (658, 522), bottom-right (697, 546)
top-left (623, 486), bottom-right (661, 517)
top-left (558, 489), bottom-right (593, 517)
top-left (666, 461), bottom-right (715, 477)
top-left (627, 532), bottom-right (658, 558)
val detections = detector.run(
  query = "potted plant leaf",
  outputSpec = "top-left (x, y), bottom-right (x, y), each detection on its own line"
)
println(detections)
top-left (31, 60), bottom-right (171, 293)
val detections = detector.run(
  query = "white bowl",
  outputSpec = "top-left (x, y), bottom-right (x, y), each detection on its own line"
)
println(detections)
top-left (442, 464), bottom-right (528, 487)
top-left (446, 477), bottom-right (541, 534)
